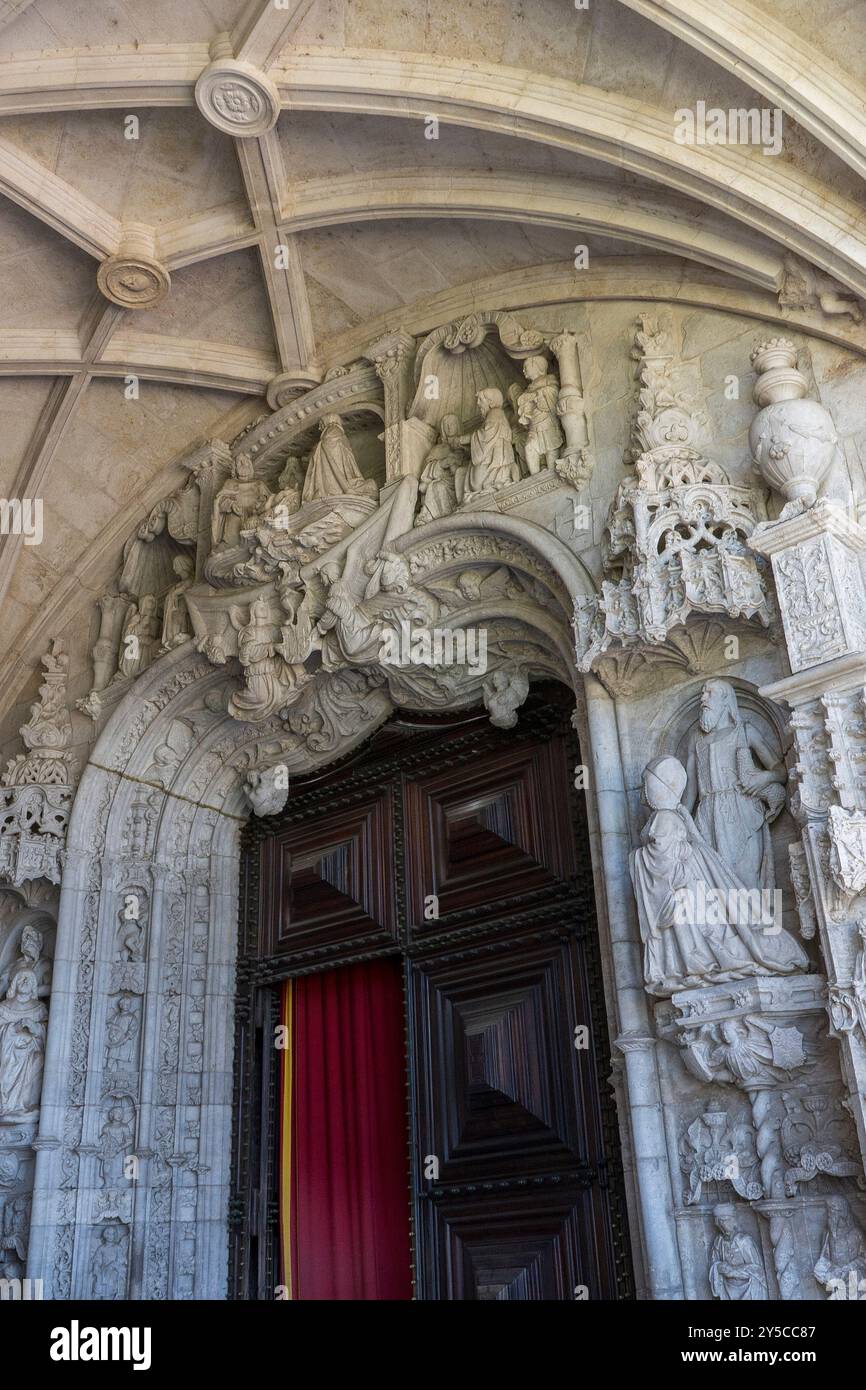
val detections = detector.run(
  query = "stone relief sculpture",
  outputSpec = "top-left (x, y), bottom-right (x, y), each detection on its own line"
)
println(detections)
top-left (509, 354), bottom-right (564, 474)
top-left (90, 1225), bottom-right (129, 1300)
top-left (630, 755), bottom-right (807, 995)
top-left (212, 453), bottom-right (272, 550)
top-left (301, 414), bottom-right (377, 502)
top-left (117, 595), bottom-right (161, 680)
top-left (47, 300), bottom-right (866, 1305)
top-left (575, 317), bottom-right (771, 673)
top-left (160, 554), bottom-right (195, 649)
top-left (813, 1197), bottom-right (866, 1297)
top-left (0, 1194), bottom-right (29, 1280)
top-left (457, 387), bottom-right (520, 501)
top-left (0, 969), bottom-right (47, 1119)
top-left (482, 666), bottom-right (530, 729)
top-left (685, 680), bottom-right (786, 891)
top-left (415, 415), bottom-right (465, 525)
top-left (0, 642), bottom-right (75, 888)
top-left (708, 1204), bottom-right (768, 1300)
top-left (680, 1109), bottom-right (762, 1206)
top-left (98, 1102), bottom-right (134, 1189)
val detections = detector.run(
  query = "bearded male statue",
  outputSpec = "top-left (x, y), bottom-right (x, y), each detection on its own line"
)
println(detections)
top-left (684, 680), bottom-right (786, 892)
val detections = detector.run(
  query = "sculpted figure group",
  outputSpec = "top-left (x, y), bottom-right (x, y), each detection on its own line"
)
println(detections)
top-left (415, 352), bottom-right (570, 522)
top-left (630, 680), bottom-right (807, 996)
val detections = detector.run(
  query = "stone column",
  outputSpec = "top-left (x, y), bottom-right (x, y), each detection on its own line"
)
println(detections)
top-left (182, 439), bottom-right (234, 581)
top-left (748, 338), bottom-right (866, 1171)
top-left (583, 675), bottom-right (685, 1298)
top-left (366, 330), bottom-right (433, 487)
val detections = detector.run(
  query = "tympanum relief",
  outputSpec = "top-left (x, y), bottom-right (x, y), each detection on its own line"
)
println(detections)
top-left (18, 301), bottom-right (866, 1302)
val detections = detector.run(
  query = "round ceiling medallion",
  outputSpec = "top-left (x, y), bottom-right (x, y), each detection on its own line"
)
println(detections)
top-left (195, 60), bottom-right (281, 137)
top-left (97, 255), bottom-right (171, 309)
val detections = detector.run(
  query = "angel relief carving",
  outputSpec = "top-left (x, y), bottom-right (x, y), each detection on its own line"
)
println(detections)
top-left (212, 454), bottom-right (272, 550)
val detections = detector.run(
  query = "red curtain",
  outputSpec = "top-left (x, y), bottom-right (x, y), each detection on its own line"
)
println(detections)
top-left (280, 959), bottom-right (412, 1300)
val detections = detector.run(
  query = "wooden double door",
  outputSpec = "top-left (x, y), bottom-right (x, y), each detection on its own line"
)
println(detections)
top-left (231, 687), bottom-right (633, 1300)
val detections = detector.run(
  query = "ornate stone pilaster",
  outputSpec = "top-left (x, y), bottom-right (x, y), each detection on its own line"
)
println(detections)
top-left (750, 502), bottom-right (866, 673)
top-left (761, 654), bottom-right (866, 1166)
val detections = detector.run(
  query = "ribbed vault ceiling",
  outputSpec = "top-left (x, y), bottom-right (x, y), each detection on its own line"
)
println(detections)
top-left (1, 0), bottom-right (865, 720)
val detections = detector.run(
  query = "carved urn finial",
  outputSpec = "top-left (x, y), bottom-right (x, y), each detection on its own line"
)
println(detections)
top-left (749, 338), bottom-right (838, 508)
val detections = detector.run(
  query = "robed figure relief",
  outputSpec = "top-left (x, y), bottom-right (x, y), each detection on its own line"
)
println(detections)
top-left (685, 679), bottom-right (786, 892)
top-left (0, 968), bottom-right (48, 1119)
top-left (458, 388), bottom-right (520, 499)
top-left (212, 454), bottom-right (272, 550)
top-left (709, 1205), bottom-right (767, 1300)
top-left (629, 755), bottom-right (807, 996)
top-left (302, 415), bottom-right (377, 502)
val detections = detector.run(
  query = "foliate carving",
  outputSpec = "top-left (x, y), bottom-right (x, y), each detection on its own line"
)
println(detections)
top-left (194, 59), bottom-right (280, 137)
top-left (752, 505), bottom-right (866, 673)
top-left (575, 324), bottom-right (769, 670)
top-left (788, 843), bottom-right (817, 938)
top-left (779, 1092), bottom-right (863, 1194)
top-left (1, 641), bottom-right (75, 887)
top-left (627, 314), bottom-right (707, 462)
top-left (828, 805), bottom-right (866, 901)
top-left (680, 1108), bottom-right (762, 1205)
top-left (3, 640), bottom-right (73, 787)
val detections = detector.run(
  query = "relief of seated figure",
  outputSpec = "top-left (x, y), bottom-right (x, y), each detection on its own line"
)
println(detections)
top-left (211, 454), bottom-right (272, 550)
top-left (415, 415), bottom-right (466, 525)
top-left (456, 388), bottom-right (521, 502)
top-left (301, 415), bottom-right (378, 503)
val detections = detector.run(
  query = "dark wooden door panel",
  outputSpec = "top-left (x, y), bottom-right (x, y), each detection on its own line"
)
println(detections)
top-left (260, 790), bottom-right (397, 958)
top-left (233, 693), bottom-right (633, 1300)
top-left (419, 1188), bottom-right (616, 1301)
top-left (404, 736), bottom-right (576, 930)
top-left (411, 939), bottom-right (595, 1178)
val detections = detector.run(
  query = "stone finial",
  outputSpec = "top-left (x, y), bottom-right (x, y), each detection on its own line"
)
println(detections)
top-left (749, 339), bottom-right (837, 508)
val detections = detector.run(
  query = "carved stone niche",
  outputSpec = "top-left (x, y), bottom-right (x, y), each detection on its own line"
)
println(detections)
top-left (404, 310), bottom-right (593, 513)
top-left (0, 892), bottom-right (55, 1286)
